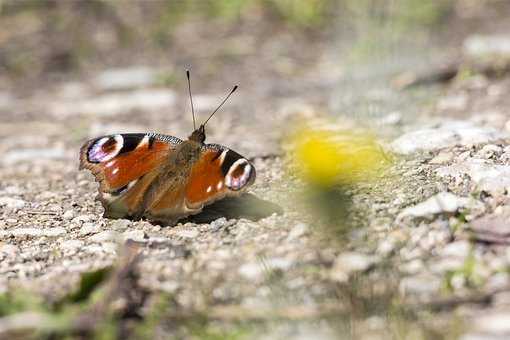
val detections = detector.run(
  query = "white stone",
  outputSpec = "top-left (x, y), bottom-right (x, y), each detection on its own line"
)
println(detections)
top-left (0, 197), bottom-right (26, 209)
top-left (111, 219), bottom-right (132, 231)
top-left (391, 121), bottom-right (506, 155)
top-left (287, 223), bottom-right (308, 240)
top-left (238, 262), bottom-right (264, 281)
top-left (80, 223), bottom-right (100, 236)
top-left (122, 230), bottom-right (146, 242)
top-left (440, 241), bottom-right (471, 258)
top-left (398, 192), bottom-right (469, 220)
top-left (377, 239), bottom-right (396, 256)
top-left (436, 159), bottom-right (510, 193)
top-left (399, 274), bottom-right (441, 295)
top-left (62, 210), bottom-right (75, 220)
top-left (88, 231), bottom-right (120, 243)
top-left (474, 312), bottom-right (510, 334)
top-left (400, 259), bottom-right (424, 275)
top-left (464, 34), bottom-right (510, 58)
top-left (330, 252), bottom-right (375, 282)
top-left (175, 229), bottom-right (199, 239)
top-left (0, 244), bottom-right (19, 257)
top-left (60, 240), bottom-right (84, 251)
top-left (10, 227), bottom-right (66, 238)
top-left (72, 214), bottom-right (95, 224)
top-left (238, 258), bottom-right (293, 281)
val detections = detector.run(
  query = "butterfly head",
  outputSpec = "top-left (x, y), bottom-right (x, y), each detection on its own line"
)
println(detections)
top-left (189, 124), bottom-right (206, 144)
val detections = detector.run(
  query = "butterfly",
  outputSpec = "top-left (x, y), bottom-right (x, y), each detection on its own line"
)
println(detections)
top-left (79, 71), bottom-right (256, 225)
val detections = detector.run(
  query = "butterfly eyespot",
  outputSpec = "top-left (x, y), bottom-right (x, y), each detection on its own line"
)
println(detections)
top-left (88, 135), bottom-right (124, 163)
top-left (225, 159), bottom-right (254, 191)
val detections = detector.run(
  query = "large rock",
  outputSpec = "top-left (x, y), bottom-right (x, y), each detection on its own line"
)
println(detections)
top-left (464, 34), bottom-right (510, 58)
top-left (391, 121), bottom-right (506, 155)
top-left (398, 192), bottom-right (469, 220)
top-left (436, 159), bottom-right (510, 193)
top-left (0, 197), bottom-right (26, 209)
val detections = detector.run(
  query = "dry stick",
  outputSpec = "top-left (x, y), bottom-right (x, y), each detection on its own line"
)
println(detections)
top-left (73, 240), bottom-right (146, 333)
top-left (0, 242), bottom-right (146, 337)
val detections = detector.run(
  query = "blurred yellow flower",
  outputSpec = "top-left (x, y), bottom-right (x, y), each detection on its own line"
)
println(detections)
top-left (290, 127), bottom-right (392, 186)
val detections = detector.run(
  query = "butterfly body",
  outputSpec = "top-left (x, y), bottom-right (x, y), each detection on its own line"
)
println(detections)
top-left (79, 126), bottom-right (256, 225)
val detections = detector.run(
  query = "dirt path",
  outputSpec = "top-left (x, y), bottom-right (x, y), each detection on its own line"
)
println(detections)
top-left (2, 7), bottom-right (510, 339)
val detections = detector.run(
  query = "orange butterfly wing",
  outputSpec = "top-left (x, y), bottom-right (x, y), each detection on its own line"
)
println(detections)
top-left (80, 134), bottom-right (181, 192)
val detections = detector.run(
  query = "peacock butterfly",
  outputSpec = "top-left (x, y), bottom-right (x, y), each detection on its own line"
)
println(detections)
top-left (79, 71), bottom-right (256, 225)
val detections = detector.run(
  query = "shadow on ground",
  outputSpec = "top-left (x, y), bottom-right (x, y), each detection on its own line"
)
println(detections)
top-left (185, 193), bottom-right (283, 224)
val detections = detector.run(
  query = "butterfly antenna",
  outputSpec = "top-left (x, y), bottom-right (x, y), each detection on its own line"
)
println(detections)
top-left (203, 85), bottom-right (238, 127)
top-left (186, 70), bottom-right (196, 130)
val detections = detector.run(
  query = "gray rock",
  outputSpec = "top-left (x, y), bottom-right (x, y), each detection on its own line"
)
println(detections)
top-left (464, 34), bottom-right (510, 58)
top-left (238, 262), bottom-right (265, 281)
top-left (60, 240), bottom-right (84, 251)
top-left (330, 252), bottom-right (375, 282)
top-left (430, 257), bottom-right (466, 274)
top-left (287, 222), bottom-right (308, 240)
top-left (89, 231), bottom-right (120, 243)
top-left (80, 223), bottom-right (100, 236)
top-left (470, 214), bottom-right (510, 243)
top-left (400, 259), bottom-right (424, 275)
top-left (399, 274), bottom-right (441, 295)
top-left (175, 229), bottom-right (199, 239)
top-left (477, 144), bottom-right (502, 159)
top-left (9, 227), bottom-right (66, 238)
top-left (471, 311), bottom-right (510, 334)
top-left (94, 66), bottom-right (160, 91)
top-left (377, 239), bottom-right (396, 256)
top-left (391, 121), bottom-right (506, 155)
top-left (0, 244), bottom-right (19, 257)
top-left (440, 240), bottom-right (471, 258)
top-left (436, 160), bottom-right (510, 193)
top-left (391, 128), bottom-right (457, 155)
top-left (398, 192), bottom-right (469, 220)
top-left (239, 258), bottom-right (293, 281)
top-left (487, 272), bottom-right (510, 291)
top-left (0, 197), bottom-right (26, 209)
top-left (209, 218), bottom-right (228, 231)
top-left (429, 152), bottom-right (454, 165)
top-left (62, 210), bottom-right (75, 220)
top-left (111, 219), bottom-right (132, 231)
top-left (122, 230), bottom-right (146, 242)
top-left (72, 215), bottom-right (95, 224)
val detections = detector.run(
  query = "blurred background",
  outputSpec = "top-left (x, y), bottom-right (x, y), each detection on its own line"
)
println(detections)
top-left (1, 0), bottom-right (509, 153)
top-left (2, 0), bottom-right (510, 339)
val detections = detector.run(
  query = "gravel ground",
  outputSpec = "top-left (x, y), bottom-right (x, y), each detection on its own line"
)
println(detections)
top-left (3, 19), bottom-right (510, 340)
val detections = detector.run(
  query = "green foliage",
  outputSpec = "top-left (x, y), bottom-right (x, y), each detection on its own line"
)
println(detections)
top-left (266, 0), bottom-right (332, 27)
top-left (65, 267), bottom-right (111, 304)
top-left (443, 245), bottom-right (484, 292)
top-left (0, 290), bottom-right (47, 316)
top-left (345, 0), bottom-right (454, 62)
